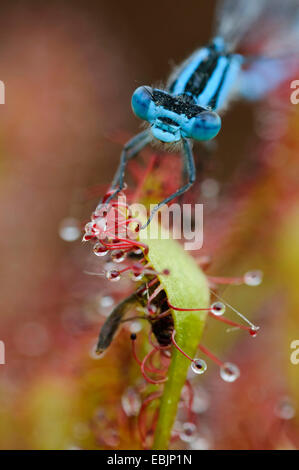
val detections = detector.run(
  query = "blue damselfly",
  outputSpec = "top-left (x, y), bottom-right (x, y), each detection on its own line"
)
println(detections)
top-left (102, 0), bottom-right (299, 228)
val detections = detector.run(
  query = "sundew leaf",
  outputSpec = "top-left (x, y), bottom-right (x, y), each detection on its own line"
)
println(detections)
top-left (139, 224), bottom-right (210, 449)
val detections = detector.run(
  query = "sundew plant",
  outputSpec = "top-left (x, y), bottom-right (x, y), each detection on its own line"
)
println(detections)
top-left (1, 0), bottom-right (299, 453)
top-left (79, 0), bottom-right (299, 450)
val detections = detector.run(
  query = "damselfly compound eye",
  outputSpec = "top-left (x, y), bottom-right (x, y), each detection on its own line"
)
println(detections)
top-left (210, 301), bottom-right (225, 316)
top-left (244, 270), bottom-right (263, 286)
top-left (131, 86), bottom-right (153, 121)
top-left (59, 217), bottom-right (81, 242)
top-left (220, 362), bottom-right (240, 382)
top-left (93, 242), bottom-right (109, 257)
top-left (179, 422), bottom-right (197, 443)
top-left (105, 269), bottom-right (121, 282)
top-left (184, 111), bottom-right (221, 141)
top-left (191, 359), bottom-right (207, 375)
top-left (111, 250), bottom-right (126, 263)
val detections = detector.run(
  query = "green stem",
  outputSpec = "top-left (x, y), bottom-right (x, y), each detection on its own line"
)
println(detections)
top-left (139, 224), bottom-right (210, 449)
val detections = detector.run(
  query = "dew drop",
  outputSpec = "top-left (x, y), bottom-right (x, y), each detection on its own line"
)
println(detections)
top-left (220, 362), bottom-right (240, 382)
top-left (131, 272), bottom-right (144, 282)
top-left (93, 242), bottom-right (109, 257)
top-left (93, 217), bottom-right (107, 233)
top-left (147, 304), bottom-right (157, 315)
top-left (244, 270), bottom-right (263, 286)
top-left (249, 326), bottom-right (260, 337)
top-left (84, 222), bottom-right (94, 235)
top-left (111, 250), bottom-right (126, 263)
top-left (121, 387), bottom-right (141, 417)
top-left (59, 217), bottom-right (81, 242)
top-left (210, 301), bottom-right (225, 316)
top-left (179, 422), bottom-right (197, 443)
top-left (191, 358), bottom-right (207, 375)
top-left (82, 233), bottom-right (94, 242)
top-left (105, 269), bottom-right (121, 282)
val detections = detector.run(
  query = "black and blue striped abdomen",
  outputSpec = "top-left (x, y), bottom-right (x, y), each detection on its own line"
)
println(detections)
top-left (167, 43), bottom-right (243, 111)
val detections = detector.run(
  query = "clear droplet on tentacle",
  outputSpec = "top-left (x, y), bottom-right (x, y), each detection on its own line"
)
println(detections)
top-left (111, 250), bottom-right (127, 263)
top-left (210, 301), bottom-right (225, 316)
top-left (249, 325), bottom-right (260, 337)
top-left (244, 270), bottom-right (263, 286)
top-left (131, 272), bottom-right (144, 282)
top-left (220, 362), bottom-right (240, 382)
top-left (147, 303), bottom-right (158, 315)
top-left (93, 242), bottom-right (109, 257)
top-left (131, 263), bottom-right (144, 281)
top-left (105, 269), bottom-right (121, 282)
top-left (191, 359), bottom-right (207, 375)
top-left (179, 422), bottom-right (197, 443)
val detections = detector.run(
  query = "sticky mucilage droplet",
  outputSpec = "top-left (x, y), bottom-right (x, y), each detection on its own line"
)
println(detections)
top-left (220, 362), bottom-right (240, 382)
top-left (210, 301), bottom-right (225, 316)
top-left (191, 359), bottom-right (207, 375)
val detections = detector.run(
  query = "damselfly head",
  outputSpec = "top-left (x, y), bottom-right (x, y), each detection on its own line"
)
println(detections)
top-left (131, 85), bottom-right (221, 143)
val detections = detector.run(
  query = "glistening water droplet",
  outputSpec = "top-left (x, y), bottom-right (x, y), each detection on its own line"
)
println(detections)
top-left (210, 301), bottom-right (225, 316)
top-left (244, 270), bottom-right (263, 286)
top-left (105, 269), bottom-right (121, 282)
top-left (93, 242), bottom-right (108, 257)
top-left (191, 358), bottom-right (207, 375)
top-left (111, 250), bottom-right (126, 263)
top-left (179, 422), bottom-right (197, 443)
top-left (220, 362), bottom-right (240, 382)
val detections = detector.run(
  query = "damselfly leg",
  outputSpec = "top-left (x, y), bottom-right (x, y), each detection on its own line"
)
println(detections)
top-left (141, 138), bottom-right (196, 229)
top-left (100, 129), bottom-right (152, 208)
